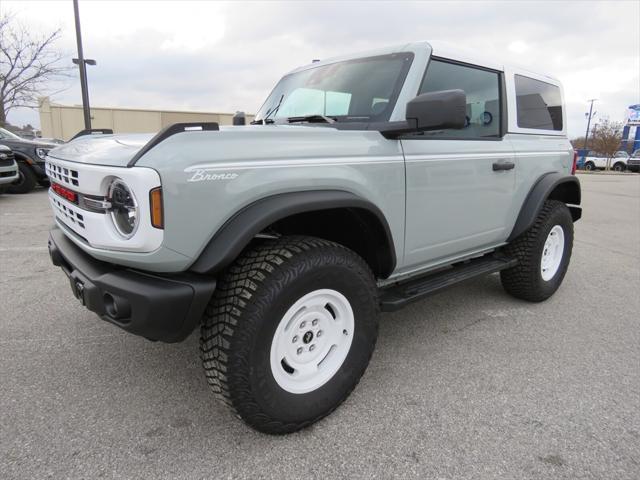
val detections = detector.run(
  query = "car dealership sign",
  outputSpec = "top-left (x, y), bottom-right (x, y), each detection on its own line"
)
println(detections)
top-left (627, 104), bottom-right (640, 126)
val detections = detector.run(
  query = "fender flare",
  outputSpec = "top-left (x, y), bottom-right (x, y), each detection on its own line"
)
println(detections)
top-left (189, 190), bottom-right (397, 276)
top-left (507, 172), bottom-right (581, 242)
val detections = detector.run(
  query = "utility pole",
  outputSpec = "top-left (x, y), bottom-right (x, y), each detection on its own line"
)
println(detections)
top-left (73, 0), bottom-right (95, 130)
top-left (583, 99), bottom-right (597, 152)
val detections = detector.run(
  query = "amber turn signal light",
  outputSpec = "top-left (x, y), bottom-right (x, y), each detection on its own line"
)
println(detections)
top-left (149, 187), bottom-right (164, 229)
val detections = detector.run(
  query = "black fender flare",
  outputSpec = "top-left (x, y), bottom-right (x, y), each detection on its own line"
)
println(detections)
top-left (189, 190), bottom-right (397, 276)
top-left (508, 172), bottom-right (581, 242)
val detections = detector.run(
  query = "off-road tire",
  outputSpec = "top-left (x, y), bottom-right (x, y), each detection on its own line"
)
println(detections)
top-left (7, 163), bottom-right (37, 194)
top-left (500, 200), bottom-right (573, 302)
top-left (200, 236), bottom-right (379, 434)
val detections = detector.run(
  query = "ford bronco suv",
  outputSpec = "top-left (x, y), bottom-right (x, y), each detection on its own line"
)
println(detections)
top-left (46, 41), bottom-right (581, 434)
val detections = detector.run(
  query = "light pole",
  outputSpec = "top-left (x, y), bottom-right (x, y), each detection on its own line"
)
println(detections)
top-left (583, 99), bottom-right (597, 152)
top-left (73, 0), bottom-right (95, 130)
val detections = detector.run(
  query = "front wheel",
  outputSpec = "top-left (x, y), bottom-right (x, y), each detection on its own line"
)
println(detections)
top-left (7, 163), bottom-right (37, 194)
top-left (613, 162), bottom-right (625, 172)
top-left (200, 236), bottom-right (379, 434)
top-left (500, 200), bottom-right (574, 302)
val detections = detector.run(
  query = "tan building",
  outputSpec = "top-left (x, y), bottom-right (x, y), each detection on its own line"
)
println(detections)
top-left (38, 97), bottom-right (254, 141)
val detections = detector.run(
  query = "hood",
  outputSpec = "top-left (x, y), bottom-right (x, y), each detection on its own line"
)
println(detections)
top-left (46, 126), bottom-right (327, 167)
top-left (47, 133), bottom-right (155, 167)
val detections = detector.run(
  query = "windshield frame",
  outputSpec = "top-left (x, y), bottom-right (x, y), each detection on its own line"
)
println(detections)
top-left (254, 52), bottom-right (415, 125)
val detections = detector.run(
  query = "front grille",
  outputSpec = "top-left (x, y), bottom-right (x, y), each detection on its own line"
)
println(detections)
top-left (628, 159), bottom-right (640, 165)
top-left (51, 196), bottom-right (85, 229)
top-left (46, 160), bottom-right (79, 187)
top-left (0, 151), bottom-right (15, 167)
top-left (0, 170), bottom-right (16, 178)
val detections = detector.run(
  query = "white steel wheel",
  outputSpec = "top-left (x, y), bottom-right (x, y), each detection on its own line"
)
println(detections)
top-left (270, 289), bottom-right (354, 394)
top-left (540, 225), bottom-right (565, 281)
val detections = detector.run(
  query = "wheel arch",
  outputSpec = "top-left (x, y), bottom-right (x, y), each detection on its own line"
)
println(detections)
top-left (189, 190), bottom-right (397, 278)
top-left (507, 172), bottom-right (581, 242)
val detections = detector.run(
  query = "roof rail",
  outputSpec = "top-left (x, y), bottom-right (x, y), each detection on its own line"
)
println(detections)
top-left (69, 128), bottom-right (114, 141)
top-left (127, 122), bottom-right (219, 167)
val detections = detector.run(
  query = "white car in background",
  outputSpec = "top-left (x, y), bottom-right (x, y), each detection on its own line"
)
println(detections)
top-left (583, 150), bottom-right (628, 172)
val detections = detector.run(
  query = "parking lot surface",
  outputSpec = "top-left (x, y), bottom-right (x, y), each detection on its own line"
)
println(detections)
top-left (1, 174), bottom-right (639, 479)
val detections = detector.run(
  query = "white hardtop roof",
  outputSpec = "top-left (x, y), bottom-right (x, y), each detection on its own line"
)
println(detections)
top-left (289, 40), bottom-right (560, 84)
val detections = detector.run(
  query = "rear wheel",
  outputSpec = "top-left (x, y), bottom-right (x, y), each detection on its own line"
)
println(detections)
top-left (500, 200), bottom-right (573, 302)
top-left (200, 236), bottom-right (379, 434)
top-left (7, 163), bottom-right (37, 194)
top-left (584, 161), bottom-right (595, 171)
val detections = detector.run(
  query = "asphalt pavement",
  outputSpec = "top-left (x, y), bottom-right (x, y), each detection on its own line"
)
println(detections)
top-left (1, 174), bottom-right (639, 479)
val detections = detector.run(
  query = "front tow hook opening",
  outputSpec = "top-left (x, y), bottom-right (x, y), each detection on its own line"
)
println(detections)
top-left (103, 292), bottom-right (132, 322)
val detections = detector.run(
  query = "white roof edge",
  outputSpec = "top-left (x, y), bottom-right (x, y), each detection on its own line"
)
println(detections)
top-left (427, 40), bottom-right (561, 84)
top-left (285, 40), bottom-right (561, 85)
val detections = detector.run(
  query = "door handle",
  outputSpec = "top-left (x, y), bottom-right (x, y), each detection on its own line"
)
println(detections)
top-left (492, 160), bottom-right (515, 171)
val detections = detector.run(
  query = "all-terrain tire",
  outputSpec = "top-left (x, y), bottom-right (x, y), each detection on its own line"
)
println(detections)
top-left (500, 200), bottom-right (573, 302)
top-left (7, 163), bottom-right (37, 194)
top-left (200, 236), bottom-right (379, 434)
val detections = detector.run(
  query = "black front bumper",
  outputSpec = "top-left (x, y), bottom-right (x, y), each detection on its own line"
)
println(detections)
top-left (48, 226), bottom-right (216, 343)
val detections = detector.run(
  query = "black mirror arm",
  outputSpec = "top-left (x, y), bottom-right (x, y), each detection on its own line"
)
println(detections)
top-left (378, 120), bottom-right (419, 139)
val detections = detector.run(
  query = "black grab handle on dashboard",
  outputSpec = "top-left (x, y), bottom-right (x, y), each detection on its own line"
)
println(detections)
top-left (127, 122), bottom-right (220, 167)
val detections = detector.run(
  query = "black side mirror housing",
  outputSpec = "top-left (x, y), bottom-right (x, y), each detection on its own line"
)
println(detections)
top-left (379, 89), bottom-right (467, 138)
top-left (406, 89), bottom-right (467, 131)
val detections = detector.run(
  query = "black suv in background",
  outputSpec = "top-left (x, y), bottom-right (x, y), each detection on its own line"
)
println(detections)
top-left (0, 127), bottom-right (59, 193)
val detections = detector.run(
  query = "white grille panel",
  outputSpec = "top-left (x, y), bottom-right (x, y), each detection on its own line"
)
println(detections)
top-left (50, 194), bottom-right (86, 230)
top-left (46, 160), bottom-right (79, 188)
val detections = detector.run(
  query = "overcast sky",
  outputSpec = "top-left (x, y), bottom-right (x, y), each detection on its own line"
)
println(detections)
top-left (3, 0), bottom-right (639, 138)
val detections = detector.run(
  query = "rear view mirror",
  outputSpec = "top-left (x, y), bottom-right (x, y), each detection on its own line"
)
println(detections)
top-left (406, 89), bottom-right (467, 131)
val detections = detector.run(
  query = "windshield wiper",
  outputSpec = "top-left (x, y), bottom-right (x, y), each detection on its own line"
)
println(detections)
top-left (249, 118), bottom-right (275, 125)
top-left (251, 94), bottom-right (285, 125)
top-left (287, 115), bottom-right (336, 124)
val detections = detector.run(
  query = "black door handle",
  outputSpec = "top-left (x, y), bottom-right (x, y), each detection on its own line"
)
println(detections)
top-left (492, 160), bottom-right (515, 171)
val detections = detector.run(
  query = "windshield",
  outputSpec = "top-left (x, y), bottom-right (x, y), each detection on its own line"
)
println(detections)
top-left (0, 127), bottom-right (23, 140)
top-left (254, 52), bottom-right (414, 123)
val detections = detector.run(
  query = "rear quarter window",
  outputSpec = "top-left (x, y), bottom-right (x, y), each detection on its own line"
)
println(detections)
top-left (514, 75), bottom-right (563, 131)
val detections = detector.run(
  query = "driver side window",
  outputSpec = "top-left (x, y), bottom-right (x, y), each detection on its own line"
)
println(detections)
top-left (418, 59), bottom-right (501, 138)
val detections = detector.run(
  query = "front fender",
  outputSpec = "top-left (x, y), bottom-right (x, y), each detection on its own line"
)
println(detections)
top-left (189, 190), bottom-right (396, 276)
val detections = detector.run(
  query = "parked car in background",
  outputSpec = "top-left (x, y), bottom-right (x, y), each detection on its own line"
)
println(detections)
top-left (627, 150), bottom-right (640, 172)
top-left (0, 127), bottom-right (58, 193)
top-left (582, 150), bottom-right (628, 172)
top-left (38, 137), bottom-right (65, 145)
top-left (0, 145), bottom-right (19, 192)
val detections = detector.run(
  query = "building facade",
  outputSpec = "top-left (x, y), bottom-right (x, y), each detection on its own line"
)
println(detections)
top-left (38, 97), bottom-right (254, 141)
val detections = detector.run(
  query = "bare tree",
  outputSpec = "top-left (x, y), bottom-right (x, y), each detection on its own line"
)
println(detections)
top-left (0, 13), bottom-right (70, 127)
top-left (590, 119), bottom-right (623, 170)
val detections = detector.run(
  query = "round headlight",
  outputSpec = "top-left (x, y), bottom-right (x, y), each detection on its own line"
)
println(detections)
top-left (108, 179), bottom-right (139, 238)
top-left (36, 148), bottom-right (50, 160)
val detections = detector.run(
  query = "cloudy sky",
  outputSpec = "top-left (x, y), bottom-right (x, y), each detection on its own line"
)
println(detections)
top-left (3, 0), bottom-right (639, 138)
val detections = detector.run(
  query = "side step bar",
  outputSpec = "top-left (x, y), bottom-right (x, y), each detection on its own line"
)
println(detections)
top-left (379, 254), bottom-right (517, 312)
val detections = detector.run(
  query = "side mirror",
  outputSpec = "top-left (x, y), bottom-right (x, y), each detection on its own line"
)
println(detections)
top-left (406, 89), bottom-right (467, 131)
top-left (379, 89), bottom-right (467, 138)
